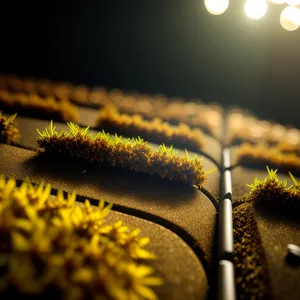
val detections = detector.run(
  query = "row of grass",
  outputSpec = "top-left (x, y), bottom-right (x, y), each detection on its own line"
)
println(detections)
top-left (37, 121), bottom-right (208, 189)
top-left (0, 90), bottom-right (79, 122)
top-left (96, 105), bottom-right (205, 153)
top-left (0, 74), bottom-right (222, 136)
top-left (237, 143), bottom-right (300, 177)
top-left (228, 110), bottom-right (300, 148)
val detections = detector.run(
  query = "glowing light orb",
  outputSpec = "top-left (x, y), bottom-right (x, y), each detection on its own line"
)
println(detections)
top-left (244, 0), bottom-right (268, 19)
top-left (268, 0), bottom-right (285, 4)
top-left (204, 0), bottom-right (229, 15)
top-left (286, 0), bottom-right (300, 6)
top-left (280, 6), bottom-right (300, 31)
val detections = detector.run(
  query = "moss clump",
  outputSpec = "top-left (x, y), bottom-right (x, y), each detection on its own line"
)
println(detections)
top-left (241, 166), bottom-right (300, 213)
top-left (233, 203), bottom-right (271, 300)
top-left (227, 110), bottom-right (300, 147)
top-left (70, 85), bottom-right (90, 105)
top-left (233, 167), bottom-right (300, 298)
top-left (0, 112), bottom-right (20, 145)
top-left (109, 98), bottom-right (222, 137)
top-left (0, 74), bottom-right (72, 99)
top-left (96, 105), bottom-right (205, 153)
top-left (37, 122), bottom-right (207, 188)
top-left (85, 87), bottom-right (223, 137)
top-left (237, 143), bottom-right (300, 176)
top-left (0, 176), bottom-right (162, 300)
top-left (228, 111), bottom-right (273, 145)
top-left (0, 90), bottom-right (78, 122)
top-left (0, 74), bottom-right (222, 137)
top-left (276, 141), bottom-right (300, 156)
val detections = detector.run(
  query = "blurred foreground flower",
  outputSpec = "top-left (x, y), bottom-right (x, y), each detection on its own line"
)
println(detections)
top-left (0, 176), bottom-right (162, 300)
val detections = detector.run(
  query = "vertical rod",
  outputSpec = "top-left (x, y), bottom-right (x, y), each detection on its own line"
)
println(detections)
top-left (217, 260), bottom-right (236, 300)
top-left (218, 198), bottom-right (233, 260)
top-left (217, 147), bottom-right (236, 300)
top-left (219, 148), bottom-right (234, 259)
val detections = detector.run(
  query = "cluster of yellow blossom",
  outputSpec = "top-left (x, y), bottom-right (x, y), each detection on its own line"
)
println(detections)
top-left (0, 176), bottom-right (162, 300)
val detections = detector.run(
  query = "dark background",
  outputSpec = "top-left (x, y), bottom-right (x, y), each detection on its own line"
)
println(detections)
top-left (1, 0), bottom-right (299, 127)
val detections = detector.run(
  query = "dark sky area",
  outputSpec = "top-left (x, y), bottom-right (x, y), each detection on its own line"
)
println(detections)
top-left (1, 0), bottom-right (299, 127)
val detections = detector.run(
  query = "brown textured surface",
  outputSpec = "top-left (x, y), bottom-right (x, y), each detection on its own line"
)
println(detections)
top-left (104, 209), bottom-right (208, 300)
top-left (232, 166), bottom-right (300, 299)
top-left (232, 147), bottom-right (300, 299)
top-left (13, 115), bottom-right (221, 202)
top-left (254, 205), bottom-right (300, 300)
top-left (233, 202), bottom-right (271, 300)
top-left (0, 144), bottom-right (217, 267)
top-left (78, 106), bottom-right (98, 126)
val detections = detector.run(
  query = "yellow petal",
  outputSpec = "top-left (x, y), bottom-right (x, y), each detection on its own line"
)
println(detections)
top-left (68, 191), bottom-right (76, 206)
top-left (134, 284), bottom-right (158, 300)
top-left (135, 248), bottom-right (156, 260)
top-left (12, 232), bottom-right (30, 251)
top-left (4, 178), bottom-right (16, 197)
top-left (57, 190), bottom-right (65, 203)
top-left (134, 265), bottom-right (153, 278)
top-left (102, 202), bottom-right (113, 217)
top-left (139, 277), bottom-right (164, 286)
top-left (14, 218), bottom-right (32, 231)
top-left (36, 182), bottom-right (45, 195)
top-left (138, 237), bottom-right (150, 247)
top-left (98, 199), bottom-right (105, 210)
top-left (72, 267), bottom-right (93, 283)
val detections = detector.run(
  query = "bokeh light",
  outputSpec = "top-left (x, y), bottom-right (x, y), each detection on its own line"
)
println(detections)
top-left (280, 6), bottom-right (300, 31)
top-left (203, 0), bottom-right (300, 32)
top-left (268, 0), bottom-right (285, 4)
top-left (244, 0), bottom-right (268, 19)
top-left (286, 0), bottom-right (300, 6)
top-left (204, 0), bottom-right (229, 15)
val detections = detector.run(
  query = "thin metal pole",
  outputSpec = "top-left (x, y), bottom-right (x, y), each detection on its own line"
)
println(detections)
top-left (217, 260), bottom-right (236, 300)
top-left (217, 147), bottom-right (236, 300)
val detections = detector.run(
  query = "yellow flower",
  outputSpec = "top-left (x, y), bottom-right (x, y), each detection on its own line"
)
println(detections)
top-left (0, 175), bottom-right (162, 300)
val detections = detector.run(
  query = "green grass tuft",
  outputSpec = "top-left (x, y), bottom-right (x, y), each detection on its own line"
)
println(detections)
top-left (0, 111), bottom-right (20, 145)
top-left (242, 166), bottom-right (300, 212)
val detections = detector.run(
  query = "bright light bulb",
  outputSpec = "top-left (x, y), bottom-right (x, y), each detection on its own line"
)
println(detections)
top-left (268, 0), bottom-right (285, 4)
top-left (280, 6), bottom-right (300, 31)
top-left (204, 0), bottom-right (229, 16)
top-left (286, 0), bottom-right (300, 6)
top-left (244, 0), bottom-right (268, 19)
top-left (267, 0), bottom-right (285, 4)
